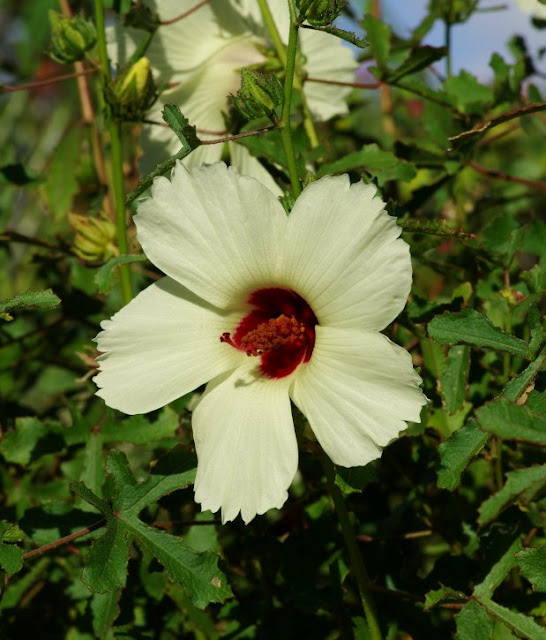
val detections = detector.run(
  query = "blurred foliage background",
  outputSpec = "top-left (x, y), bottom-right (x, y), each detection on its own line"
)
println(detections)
top-left (0, 0), bottom-right (545, 638)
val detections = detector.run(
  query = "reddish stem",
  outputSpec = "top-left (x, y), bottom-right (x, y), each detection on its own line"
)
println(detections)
top-left (1, 68), bottom-right (97, 93)
top-left (22, 520), bottom-right (106, 560)
top-left (160, 0), bottom-right (211, 25)
top-left (306, 77), bottom-right (381, 90)
top-left (468, 161), bottom-right (546, 193)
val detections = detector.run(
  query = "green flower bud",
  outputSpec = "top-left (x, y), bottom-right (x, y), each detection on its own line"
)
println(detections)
top-left (299, 0), bottom-right (344, 26)
top-left (109, 57), bottom-right (156, 121)
top-left (231, 69), bottom-right (283, 120)
top-left (48, 10), bottom-right (97, 64)
top-left (69, 212), bottom-right (118, 264)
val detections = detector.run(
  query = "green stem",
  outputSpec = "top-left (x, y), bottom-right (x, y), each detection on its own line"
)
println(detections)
top-left (259, 0), bottom-right (318, 157)
top-left (94, 0), bottom-right (132, 304)
top-left (109, 121), bottom-right (133, 303)
top-left (280, 0), bottom-right (301, 197)
top-left (257, 0), bottom-right (287, 66)
top-left (324, 459), bottom-right (383, 640)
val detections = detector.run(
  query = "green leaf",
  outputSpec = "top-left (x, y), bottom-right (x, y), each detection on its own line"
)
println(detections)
top-left (516, 547), bottom-right (546, 592)
top-left (71, 481), bottom-right (111, 515)
top-left (0, 522), bottom-right (24, 574)
top-left (444, 70), bottom-right (494, 113)
top-left (0, 289), bottom-right (60, 321)
top-left (424, 586), bottom-right (466, 611)
top-left (63, 406), bottom-right (181, 446)
top-left (107, 449), bottom-right (196, 515)
top-left (477, 465), bottom-right (546, 525)
top-left (100, 407), bottom-right (180, 445)
top-left (80, 431), bottom-right (105, 496)
top-left (0, 558), bottom-right (50, 612)
top-left (440, 345), bottom-right (470, 414)
top-left (428, 309), bottom-right (528, 357)
top-left (473, 537), bottom-right (523, 599)
top-left (78, 452), bottom-right (230, 608)
top-left (82, 519), bottom-right (130, 593)
top-left (317, 144), bottom-right (416, 185)
top-left (503, 353), bottom-right (545, 402)
top-left (162, 104), bottom-right (201, 150)
top-left (0, 417), bottom-right (63, 465)
top-left (437, 419), bottom-right (489, 490)
top-left (335, 464), bottom-right (377, 495)
top-left (481, 212), bottom-right (523, 261)
top-left (423, 101), bottom-right (454, 147)
top-left (362, 15), bottom-right (391, 69)
top-left (476, 597), bottom-right (546, 640)
top-left (90, 590), bottom-right (122, 640)
top-left (477, 398), bottom-right (546, 444)
top-left (455, 601), bottom-right (493, 640)
top-left (0, 543), bottom-right (23, 575)
top-left (127, 520), bottom-right (231, 608)
top-left (94, 254), bottom-right (147, 294)
top-left (383, 45), bottom-right (446, 83)
top-left (527, 390), bottom-right (546, 415)
top-left (166, 584), bottom-right (220, 639)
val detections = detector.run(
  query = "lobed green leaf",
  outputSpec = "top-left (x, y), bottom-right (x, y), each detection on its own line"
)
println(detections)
top-left (477, 465), bottom-right (546, 525)
top-left (0, 289), bottom-right (61, 322)
top-left (516, 547), bottom-right (546, 592)
top-left (476, 596), bottom-right (546, 639)
top-left (476, 398), bottom-right (546, 445)
top-left (428, 308), bottom-right (528, 356)
top-left (94, 254), bottom-right (148, 294)
top-left (436, 419), bottom-right (489, 490)
top-left (473, 537), bottom-right (522, 599)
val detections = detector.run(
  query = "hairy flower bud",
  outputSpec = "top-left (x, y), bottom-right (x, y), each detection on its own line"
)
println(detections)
top-left (69, 212), bottom-right (118, 264)
top-left (109, 57), bottom-right (156, 121)
top-left (231, 69), bottom-right (283, 120)
top-left (48, 10), bottom-right (97, 64)
top-left (299, 0), bottom-right (344, 26)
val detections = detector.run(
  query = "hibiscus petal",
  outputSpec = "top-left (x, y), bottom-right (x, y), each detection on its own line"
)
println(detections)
top-left (291, 326), bottom-right (426, 467)
top-left (228, 141), bottom-right (282, 197)
top-left (283, 174), bottom-right (412, 331)
top-left (94, 277), bottom-right (245, 414)
top-left (117, 0), bottom-right (254, 85)
top-left (193, 364), bottom-right (297, 523)
top-left (135, 162), bottom-right (288, 308)
top-left (301, 29), bottom-right (358, 121)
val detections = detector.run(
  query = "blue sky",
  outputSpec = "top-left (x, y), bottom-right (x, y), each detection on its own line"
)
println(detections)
top-left (348, 0), bottom-right (546, 80)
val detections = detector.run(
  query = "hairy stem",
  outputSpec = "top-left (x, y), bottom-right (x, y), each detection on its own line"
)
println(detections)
top-left (279, 0), bottom-right (302, 196)
top-left (324, 459), bottom-right (383, 640)
top-left (93, 0), bottom-right (133, 303)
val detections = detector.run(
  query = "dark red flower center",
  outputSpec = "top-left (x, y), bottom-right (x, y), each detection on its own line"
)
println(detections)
top-left (220, 288), bottom-right (317, 379)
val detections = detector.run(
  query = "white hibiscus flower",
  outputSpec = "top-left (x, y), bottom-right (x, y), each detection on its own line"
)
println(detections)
top-left (108, 0), bottom-right (357, 189)
top-left (94, 162), bottom-right (426, 524)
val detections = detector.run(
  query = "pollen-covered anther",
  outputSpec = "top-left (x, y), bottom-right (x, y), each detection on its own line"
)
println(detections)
top-left (240, 315), bottom-right (306, 356)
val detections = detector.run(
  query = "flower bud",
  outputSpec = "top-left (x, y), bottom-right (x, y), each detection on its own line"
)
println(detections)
top-left (69, 212), bottom-right (118, 264)
top-left (48, 10), bottom-right (97, 64)
top-left (231, 69), bottom-right (283, 120)
top-left (109, 57), bottom-right (156, 121)
top-left (300, 0), bottom-right (344, 26)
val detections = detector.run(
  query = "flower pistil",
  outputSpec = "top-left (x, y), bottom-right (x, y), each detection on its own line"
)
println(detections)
top-left (221, 288), bottom-right (317, 379)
